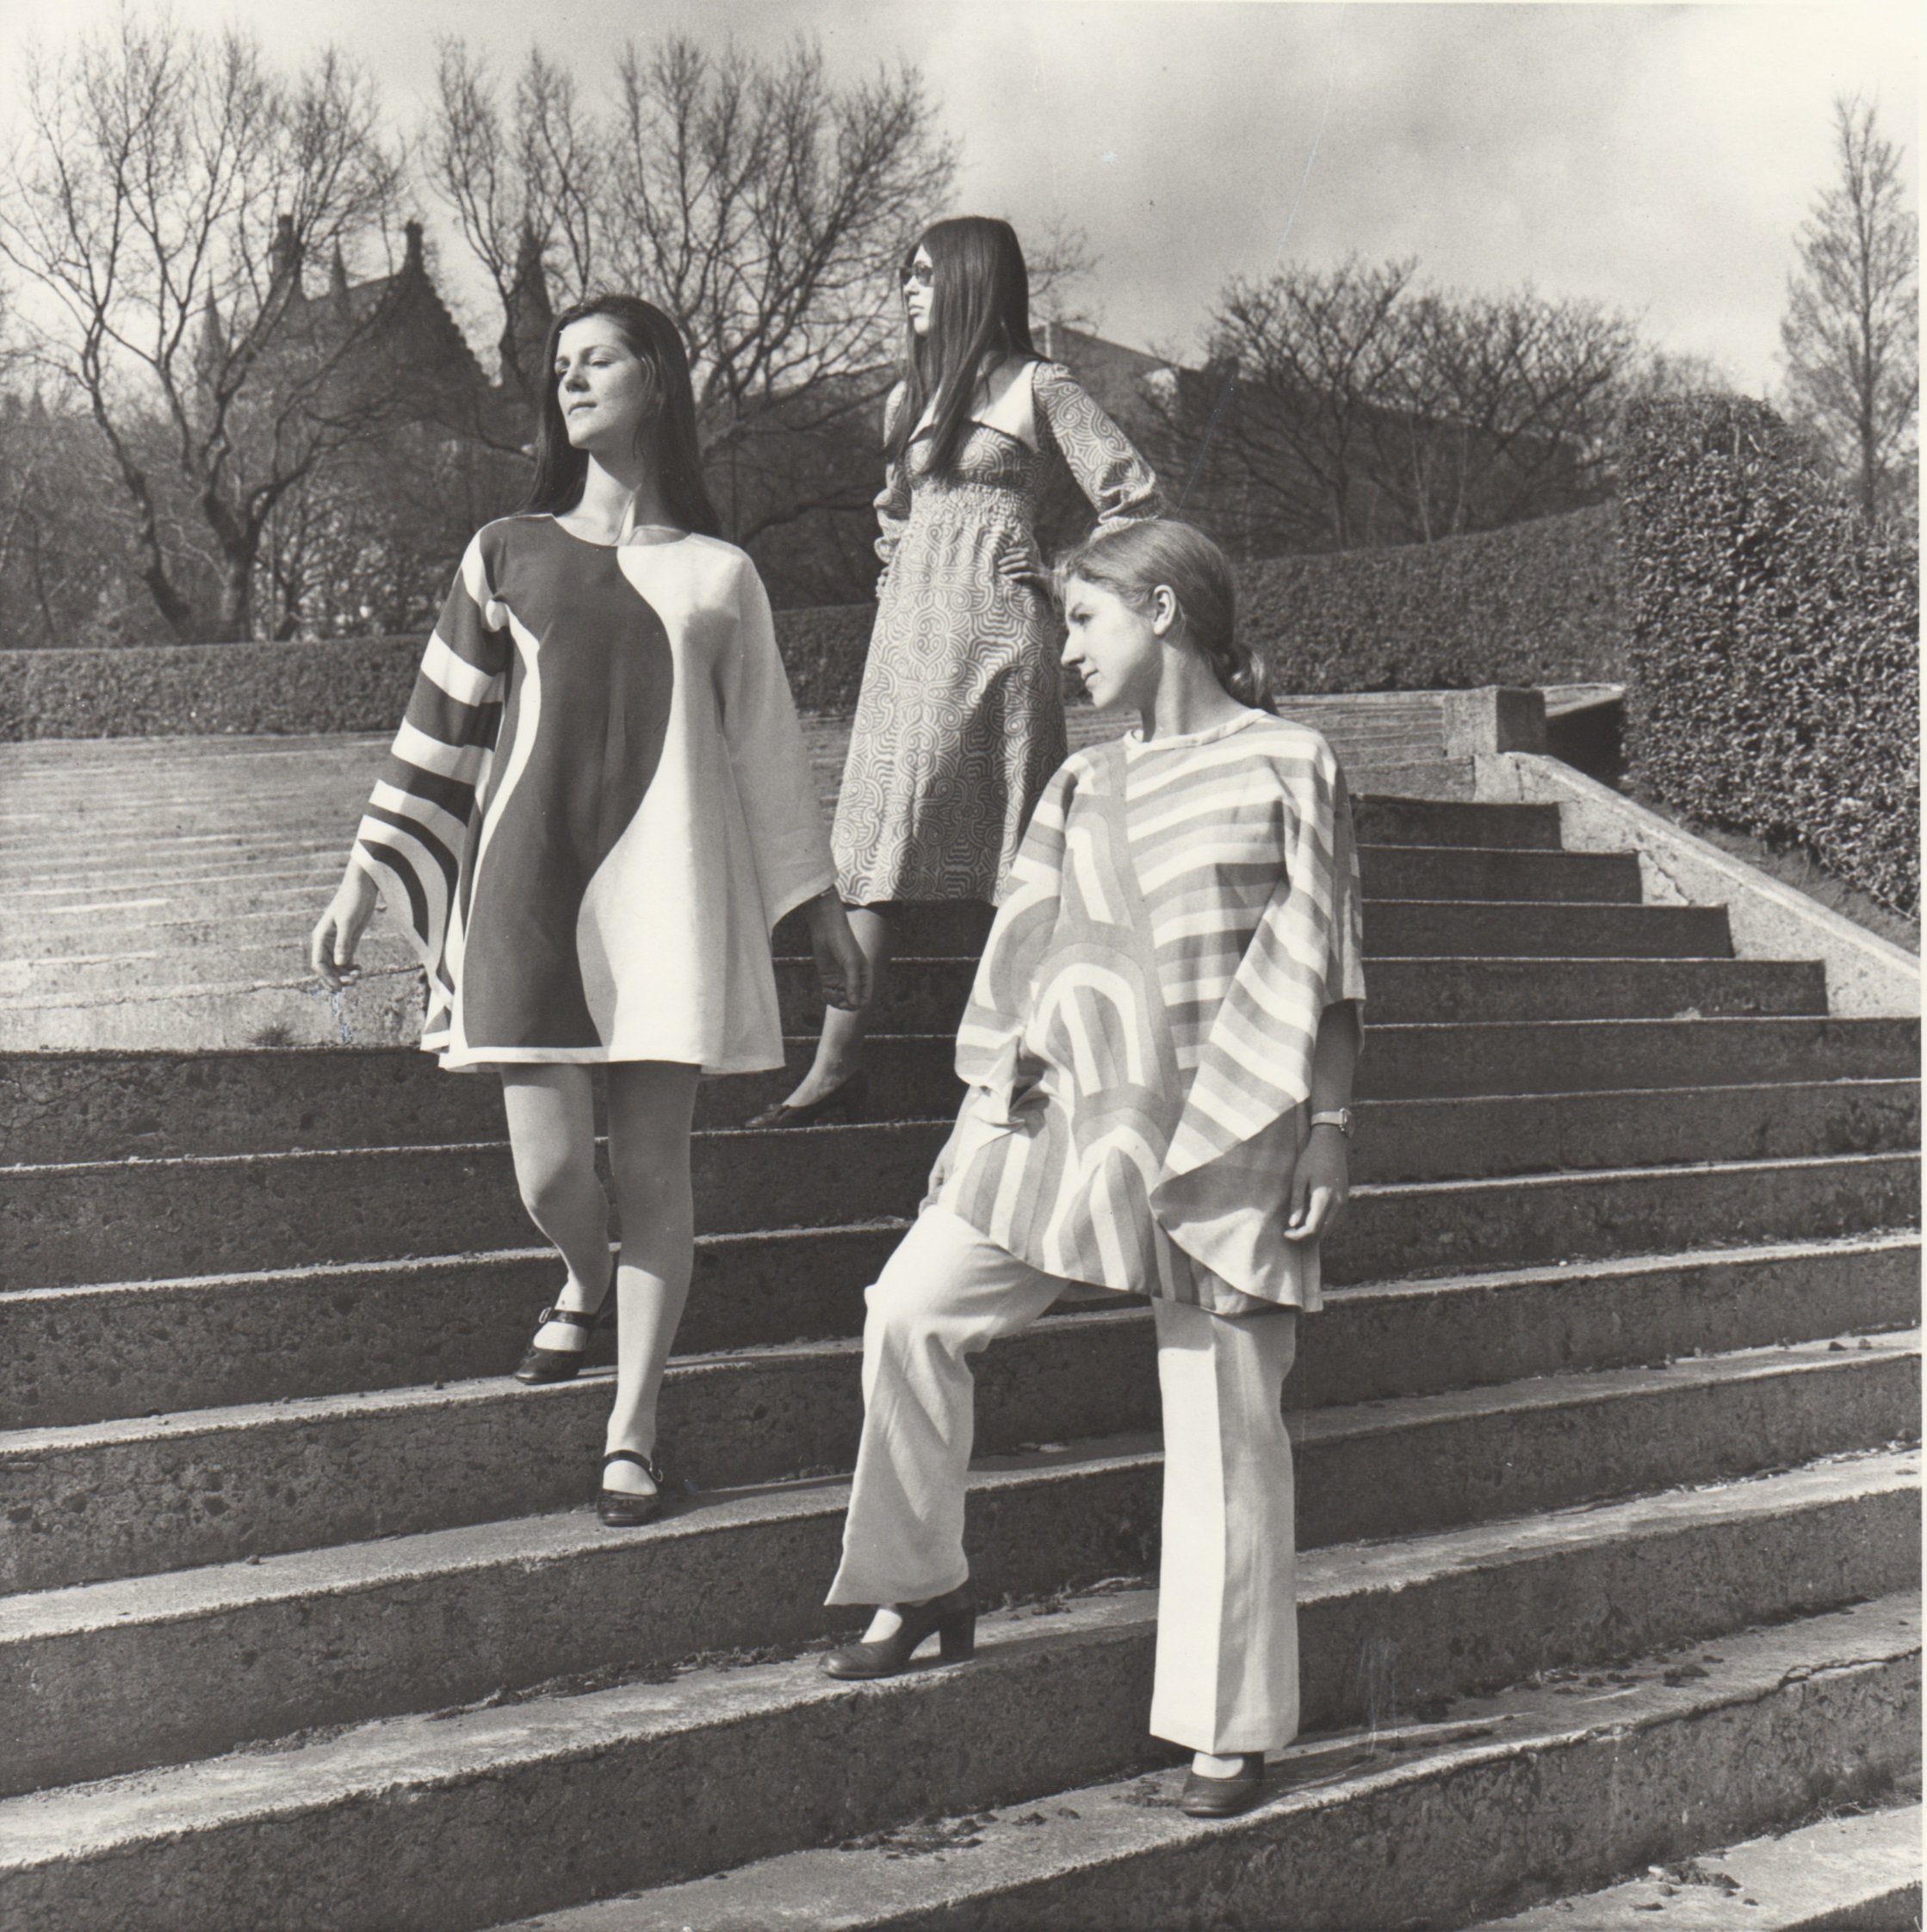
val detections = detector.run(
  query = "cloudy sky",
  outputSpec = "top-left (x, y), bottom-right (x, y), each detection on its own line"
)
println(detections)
top-left (3, 1), bottom-right (1918, 395)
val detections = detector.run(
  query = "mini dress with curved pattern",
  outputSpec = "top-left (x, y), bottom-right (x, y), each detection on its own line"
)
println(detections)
top-left (831, 360), bottom-right (1163, 906)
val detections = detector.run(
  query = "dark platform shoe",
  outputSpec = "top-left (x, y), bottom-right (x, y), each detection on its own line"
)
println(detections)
top-left (820, 1581), bottom-right (976, 1679)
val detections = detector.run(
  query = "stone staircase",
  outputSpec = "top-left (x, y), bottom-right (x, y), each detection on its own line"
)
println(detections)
top-left (0, 729), bottom-right (1920, 1930)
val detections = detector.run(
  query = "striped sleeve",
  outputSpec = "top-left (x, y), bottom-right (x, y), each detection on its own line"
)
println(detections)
top-left (350, 530), bottom-right (511, 1049)
top-left (1156, 733), bottom-right (1365, 1188)
top-left (951, 755), bottom-right (1079, 1117)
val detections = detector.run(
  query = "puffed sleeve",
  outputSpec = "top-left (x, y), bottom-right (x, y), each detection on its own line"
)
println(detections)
top-left (350, 527), bottom-right (512, 1050)
top-left (1033, 362), bottom-right (1166, 523)
top-left (720, 555), bottom-right (838, 931)
top-left (873, 381), bottom-right (914, 576)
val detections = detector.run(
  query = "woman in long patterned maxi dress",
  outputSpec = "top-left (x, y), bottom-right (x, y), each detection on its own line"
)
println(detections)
top-left (817, 520), bottom-right (1366, 1822)
top-left (309, 296), bottom-right (867, 1525)
top-left (752, 216), bottom-right (1163, 1125)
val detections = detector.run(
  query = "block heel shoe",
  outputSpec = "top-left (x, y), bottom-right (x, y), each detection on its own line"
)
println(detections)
top-left (820, 1581), bottom-right (976, 1678)
top-left (1179, 1752), bottom-right (1267, 1817)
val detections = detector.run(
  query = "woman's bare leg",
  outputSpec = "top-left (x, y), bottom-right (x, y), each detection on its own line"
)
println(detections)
top-left (500, 1067), bottom-right (613, 1353)
top-left (777, 905), bottom-right (895, 1109)
top-left (598, 1059), bottom-right (702, 1495)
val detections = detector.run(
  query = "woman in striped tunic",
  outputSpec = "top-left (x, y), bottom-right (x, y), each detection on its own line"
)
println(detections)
top-left (309, 295), bottom-right (867, 1526)
top-left (820, 519), bottom-right (1365, 1817)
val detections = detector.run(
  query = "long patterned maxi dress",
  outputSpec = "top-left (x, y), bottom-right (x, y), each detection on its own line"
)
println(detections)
top-left (831, 359), bottom-right (1164, 907)
top-left (350, 517), bottom-right (835, 1073)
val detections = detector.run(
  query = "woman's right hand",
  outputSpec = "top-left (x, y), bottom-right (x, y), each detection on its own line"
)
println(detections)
top-left (309, 867), bottom-right (381, 991)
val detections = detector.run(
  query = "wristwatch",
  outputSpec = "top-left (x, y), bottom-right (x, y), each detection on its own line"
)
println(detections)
top-left (1310, 1108), bottom-right (1352, 1137)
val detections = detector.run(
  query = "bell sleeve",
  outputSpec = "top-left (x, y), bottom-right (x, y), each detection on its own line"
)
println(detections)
top-left (1033, 362), bottom-right (1166, 524)
top-left (872, 382), bottom-right (913, 579)
top-left (350, 529), bottom-right (511, 1050)
top-left (1149, 735), bottom-right (1366, 1297)
top-left (951, 755), bottom-right (1081, 1121)
top-left (721, 555), bottom-right (838, 932)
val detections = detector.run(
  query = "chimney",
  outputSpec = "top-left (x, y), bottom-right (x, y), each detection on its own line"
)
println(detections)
top-left (499, 222), bottom-right (556, 399)
top-left (270, 213), bottom-right (301, 291)
top-left (329, 245), bottom-right (350, 307)
top-left (402, 220), bottom-right (425, 275)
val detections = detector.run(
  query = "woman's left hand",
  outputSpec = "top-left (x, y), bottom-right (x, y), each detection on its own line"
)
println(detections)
top-left (1284, 1126), bottom-right (1350, 1242)
top-left (995, 545), bottom-right (1047, 594)
top-left (805, 892), bottom-right (872, 1012)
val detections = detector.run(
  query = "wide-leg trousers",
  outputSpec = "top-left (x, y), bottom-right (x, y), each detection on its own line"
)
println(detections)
top-left (826, 1204), bottom-right (1300, 1754)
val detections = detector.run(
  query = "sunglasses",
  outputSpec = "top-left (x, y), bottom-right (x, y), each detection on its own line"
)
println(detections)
top-left (901, 262), bottom-right (934, 288)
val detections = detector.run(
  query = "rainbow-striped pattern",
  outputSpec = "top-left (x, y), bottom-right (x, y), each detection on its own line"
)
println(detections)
top-left (936, 710), bottom-right (1366, 1313)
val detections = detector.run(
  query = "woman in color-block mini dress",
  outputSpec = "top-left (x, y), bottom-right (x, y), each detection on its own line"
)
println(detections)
top-left (310, 295), bottom-right (867, 1526)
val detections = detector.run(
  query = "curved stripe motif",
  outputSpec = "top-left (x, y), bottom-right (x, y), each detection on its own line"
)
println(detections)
top-left (938, 710), bottom-right (1366, 1313)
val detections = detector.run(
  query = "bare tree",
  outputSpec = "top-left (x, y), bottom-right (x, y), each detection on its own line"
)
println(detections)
top-left (1374, 288), bottom-right (1640, 539)
top-left (1781, 95), bottom-right (1918, 529)
top-left (425, 42), bottom-right (601, 404)
top-left (0, 16), bottom-right (404, 639)
top-left (1200, 257), bottom-right (1419, 548)
top-left (1176, 258), bottom-right (1645, 555)
top-left (426, 35), bottom-right (954, 543)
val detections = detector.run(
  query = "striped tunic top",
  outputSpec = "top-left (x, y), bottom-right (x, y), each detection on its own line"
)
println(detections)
top-left (350, 517), bottom-right (834, 1073)
top-left (933, 710), bottom-right (1366, 1314)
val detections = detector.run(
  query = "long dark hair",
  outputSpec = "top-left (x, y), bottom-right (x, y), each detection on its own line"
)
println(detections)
top-left (1056, 519), bottom-right (1274, 714)
top-left (521, 294), bottom-right (722, 537)
top-left (887, 216), bottom-right (1036, 479)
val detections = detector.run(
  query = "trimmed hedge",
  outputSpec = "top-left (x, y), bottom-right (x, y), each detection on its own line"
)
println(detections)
top-left (1238, 504), bottom-right (1624, 695)
top-left (0, 605), bottom-right (880, 740)
top-left (765, 603), bottom-right (875, 717)
top-left (0, 638), bottom-right (427, 740)
top-left (1620, 395), bottom-right (1919, 918)
top-left (0, 505), bottom-right (1627, 738)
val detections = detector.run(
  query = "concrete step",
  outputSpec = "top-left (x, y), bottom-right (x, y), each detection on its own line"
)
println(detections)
top-left (8, 1081), bottom-right (1916, 1288)
top-left (4, 1445), bottom-right (1913, 1808)
top-left (6, 1138), bottom-right (1916, 1318)
top-left (1472, 1801), bottom-right (1923, 1931)
top-left (0, 954), bottom-right (1838, 1056)
top-left (7, 1229), bottom-right (1917, 1428)
top-left (535, 1595), bottom-right (1919, 1932)
top-left (763, 897), bottom-right (1736, 963)
top-left (3, 1564), bottom-right (1912, 1932)
top-left (1366, 899), bottom-right (1732, 958)
top-left (0, 969), bottom-right (431, 1050)
top-left (0, 934), bottom-right (420, 1000)
top-left (1355, 845), bottom-right (1644, 902)
top-left (1352, 797), bottom-right (1564, 849)
top-left (6, 852), bottom-right (336, 897)
top-left (2, 852), bottom-right (338, 898)
top-left (7, 1019), bottom-right (1918, 1165)
top-left (4, 1310), bottom-right (1915, 1594)
top-left (2, 842), bottom-right (1633, 922)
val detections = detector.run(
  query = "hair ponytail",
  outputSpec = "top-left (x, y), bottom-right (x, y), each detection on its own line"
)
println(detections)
top-left (1054, 519), bottom-right (1273, 713)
